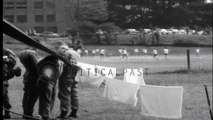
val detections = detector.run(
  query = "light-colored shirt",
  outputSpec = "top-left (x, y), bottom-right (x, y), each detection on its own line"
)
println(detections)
top-left (134, 48), bottom-right (139, 53)
top-left (196, 49), bottom-right (200, 53)
top-left (153, 50), bottom-right (157, 54)
top-left (100, 49), bottom-right (105, 54)
top-left (122, 50), bottom-right (128, 54)
top-left (164, 49), bottom-right (169, 54)
top-left (143, 49), bottom-right (147, 53)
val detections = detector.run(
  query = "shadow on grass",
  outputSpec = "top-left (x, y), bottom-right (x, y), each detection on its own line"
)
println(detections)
top-left (153, 69), bottom-right (212, 74)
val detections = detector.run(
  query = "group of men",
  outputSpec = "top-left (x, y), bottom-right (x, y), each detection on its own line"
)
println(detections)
top-left (3, 43), bottom-right (81, 120)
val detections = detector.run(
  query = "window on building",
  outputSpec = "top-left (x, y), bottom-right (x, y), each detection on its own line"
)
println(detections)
top-left (47, 26), bottom-right (57, 33)
top-left (34, 26), bottom-right (44, 33)
top-left (16, 2), bottom-right (27, 9)
top-left (35, 0), bottom-right (43, 9)
top-left (4, 15), bottom-right (14, 22)
top-left (47, 15), bottom-right (55, 22)
top-left (35, 15), bottom-right (44, 22)
top-left (17, 15), bottom-right (27, 23)
top-left (4, 2), bottom-right (14, 9)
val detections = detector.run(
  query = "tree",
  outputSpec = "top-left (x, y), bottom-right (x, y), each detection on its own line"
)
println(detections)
top-left (64, 0), bottom-right (109, 23)
top-left (106, 0), bottom-right (212, 29)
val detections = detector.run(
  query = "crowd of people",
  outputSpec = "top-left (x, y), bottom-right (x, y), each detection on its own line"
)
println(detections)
top-left (3, 41), bottom-right (82, 120)
top-left (82, 47), bottom-right (201, 61)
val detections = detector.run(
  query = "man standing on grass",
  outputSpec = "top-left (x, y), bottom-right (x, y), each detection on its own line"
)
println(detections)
top-left (100, 48), bottom-right (105, 60)
top-left (3, 48), bottom-right (21, 119)
top-left (122, 48), bottom-right (128, 60)
top-left (18, 48), bottom-right (40, 119)
top-left (153, 49), bottom-right (158, 60)
top-left (57, 44), bottom-right (81, 119)
top-left (142, 48), bottom-right (148, 57)
top-left (163, 47), bottom-right (169, 60)
top-left (196, 48), bottom-right (200, 57)
top-left (37, 55), bottom-right (62, 120)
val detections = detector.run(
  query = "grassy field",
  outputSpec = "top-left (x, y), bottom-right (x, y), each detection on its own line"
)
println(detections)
top-left (3, 34), bottom-right (212, 120)
top-left (4, 42), bottom-right (212, 120)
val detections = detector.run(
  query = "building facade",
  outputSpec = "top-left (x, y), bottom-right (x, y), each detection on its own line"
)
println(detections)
top-left (3, 0), bottom-right (72, 33)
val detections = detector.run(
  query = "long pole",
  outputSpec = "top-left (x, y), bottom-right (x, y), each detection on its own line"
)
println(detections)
top-left (204, 85), bottom-right (213, 120)
top-left (3, 108), bottom-right (41, 120)
top-left (187, 49), bottom-right (190, 71)
top-left (3, 19), bottom-right (70, 65)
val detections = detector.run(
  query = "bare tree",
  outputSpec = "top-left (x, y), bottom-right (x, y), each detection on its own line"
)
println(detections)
top-left (65, 0), bottom-right (109, 23)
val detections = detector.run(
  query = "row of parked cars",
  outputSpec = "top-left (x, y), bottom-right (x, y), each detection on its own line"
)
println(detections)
top-left (27, 30), bottom-right (68, 38)
top-left (122, 28), bottom-right (210, 35)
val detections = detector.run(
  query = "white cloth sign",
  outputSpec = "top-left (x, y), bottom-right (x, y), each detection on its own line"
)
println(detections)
top-left (123, 68), bottom-right (145, 85)
top-left (103, 78), bottom-right (139, 106)
top-left (75, 62), bottom-right (104, 87)
top-left (96, 65), bottom-right (116, 79)
top-left (139, 85), bottom-right (183, 119)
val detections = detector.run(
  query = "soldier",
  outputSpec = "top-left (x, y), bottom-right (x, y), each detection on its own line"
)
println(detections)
top-left (18, 48), bottom-right (39, 119)
top-left (57, 44), bottom-right (81, 119)
top-left (3, 48), bottom-right (21, 119)
top-left (37, 55), bottom-right (62, 120)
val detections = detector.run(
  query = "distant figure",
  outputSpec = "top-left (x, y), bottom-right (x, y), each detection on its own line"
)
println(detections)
top-left (66, 28), bottom-right (78, 44)
top-left (142, 49), bottom-right (148, 57)
top-left (92, 50), bottom-right (96, 56)
top-left (134, 47), bottom-right (139, 56)
top-left (118, 49), bottom-right (123, 56)
top-left (84, 50), bottom-right (88, 56)
top-left (152, 29), bottom-right (160, 45)
top-left (96, 49), bottom-right (100, 56)
top-left (100, 48), bottom-right (105, 60)
top-left (196, 48), bottom-right (200, 57)
top-left (163, 47), bottom-right (169, 60)
top-left (153, 49), bottom-right (158, 59)
top-left (95, 29), bottom-right (104, 44)
top-left (122, 48), bottom-right (128, 60)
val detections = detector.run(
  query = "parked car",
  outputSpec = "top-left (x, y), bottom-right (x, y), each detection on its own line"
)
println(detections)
top-left (38, 31), bottom-right (59, 38)
top-left (59, 33), bottom-right (69, 37)
top-left (123, 29), bottom-right (140, 35)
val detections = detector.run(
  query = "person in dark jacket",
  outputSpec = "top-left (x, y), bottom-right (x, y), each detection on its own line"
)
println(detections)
top-left (18, 48), bottom-right (39, 119)
top-left (3, 48), bottom-right (21, 119)
top-left (37, 55), bottom-right (62, 120)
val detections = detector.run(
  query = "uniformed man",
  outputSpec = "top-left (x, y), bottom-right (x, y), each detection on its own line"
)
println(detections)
top-left (37, 55), bottom-right (62, 120)
top-left (18, 48), bottom-right (39, 119)
top-left (3, 48), bottom-right (21, 119)
top-left (57, 44), bottom-right (81, 119)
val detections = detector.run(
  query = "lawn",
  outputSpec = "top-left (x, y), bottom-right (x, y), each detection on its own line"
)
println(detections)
top-left (5, 44), bottom-right (212, 120)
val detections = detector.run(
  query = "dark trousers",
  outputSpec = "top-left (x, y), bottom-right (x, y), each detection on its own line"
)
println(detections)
top-left (22, 83), bottom-right (39, 116)
top-left (3, 86), bottom-right (11, 110)
top-left (58, 77), bottom-right (79, 111)
top-left (38, 81), bottom-right (56, 118)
